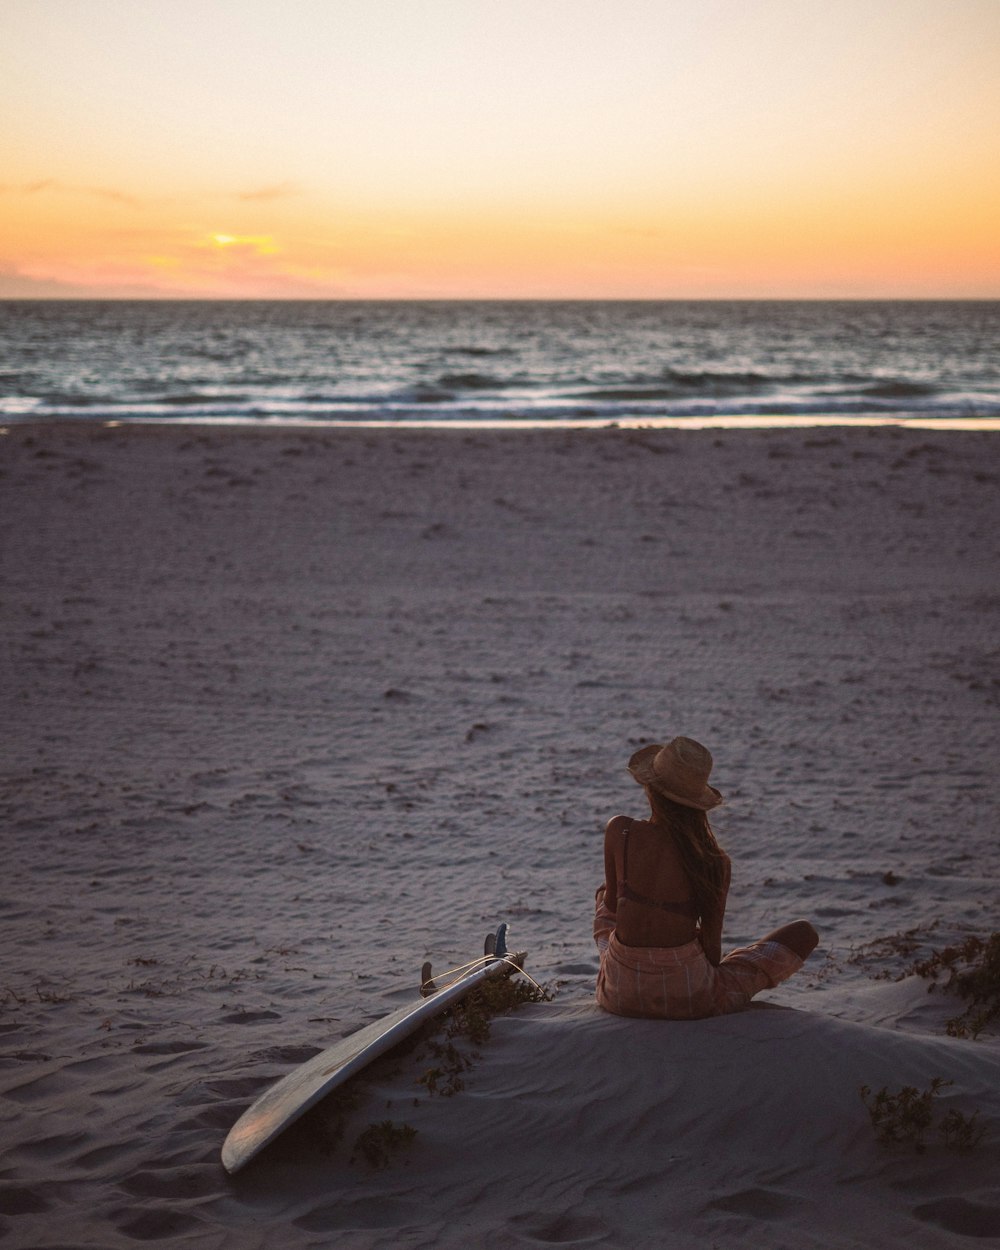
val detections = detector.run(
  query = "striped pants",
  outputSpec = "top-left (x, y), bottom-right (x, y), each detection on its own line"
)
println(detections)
top-left (594, 886), bottom-right (804, 1020)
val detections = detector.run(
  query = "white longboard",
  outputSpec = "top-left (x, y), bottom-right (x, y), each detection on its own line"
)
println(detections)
top-left (221, 923), bottom-right (521, 1174)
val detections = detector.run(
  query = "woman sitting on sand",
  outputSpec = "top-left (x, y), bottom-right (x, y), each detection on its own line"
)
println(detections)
top-left (594, 736), bottom-right (818, 1019)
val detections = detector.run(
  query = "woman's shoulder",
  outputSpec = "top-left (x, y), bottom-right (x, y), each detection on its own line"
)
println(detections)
top-left (605, 813), bottom-right (655, 838)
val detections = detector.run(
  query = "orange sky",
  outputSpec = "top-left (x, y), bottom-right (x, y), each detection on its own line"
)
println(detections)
top-left (2, 0), bottom-right (998, 298)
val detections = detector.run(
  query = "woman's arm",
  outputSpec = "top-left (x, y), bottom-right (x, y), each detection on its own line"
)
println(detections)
top-left (601, 816), bottom-right (627, 913)
top-left (698, 854), bottom-right (731, 966)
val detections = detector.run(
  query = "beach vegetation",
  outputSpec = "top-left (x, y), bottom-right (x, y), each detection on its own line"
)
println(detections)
top-left (295, 968), bottom-right (551, 1168)
top-left (847, 927), bottom-right (1000, 1040)
top-left (417, 1039), bottom-right (471, 1097)
top-left (292, 1084), bottom-right (363, 1158)
top-left (909, 932), bottom-right (1000, 1039)
top-left (442, 968), bottom-right (552, 1046)
top-left (938, 1106), bottom-right (987, 1151)
top-left (412, 967), bottom-right (552, 1101)
top-left (846, 921), bottom-right (941, 979)
top-left (860, 1078), bottom-right (947, 1151)
top-left (351, 1120), bottom-right (417, 1169)
top-left (859, 1079), bottom-right (986, 1152)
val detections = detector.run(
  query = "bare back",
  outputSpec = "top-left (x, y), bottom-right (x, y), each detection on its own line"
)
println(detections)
top-left (603, 815), bottom-right (730, 961)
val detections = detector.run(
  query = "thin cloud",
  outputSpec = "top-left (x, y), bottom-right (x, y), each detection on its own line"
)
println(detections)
top-left (0, 179), bottom-right (55, 195)
top-left (0, 265), bottom-right (167, 298)
top-left (85, 186), bottom-right (142, 207)
top-left (0, 179), bottom-right (140, 206)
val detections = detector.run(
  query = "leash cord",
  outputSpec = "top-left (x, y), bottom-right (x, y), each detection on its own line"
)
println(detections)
top-left (419, 952), bottom-right (545, 997)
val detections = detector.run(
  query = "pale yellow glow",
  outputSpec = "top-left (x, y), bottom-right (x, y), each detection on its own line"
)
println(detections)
top-left (208, 234), bottom-right (278, 254)
top-left (1, 0), bottom-right (998, 297)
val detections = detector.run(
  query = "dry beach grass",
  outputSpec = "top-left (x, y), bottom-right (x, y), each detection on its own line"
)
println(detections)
top-left (1, 421), bottom-right (999, 1247)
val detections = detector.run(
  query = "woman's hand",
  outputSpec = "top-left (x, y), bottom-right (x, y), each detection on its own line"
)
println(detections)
top-left (698, 924), bottom-right (723, 967)
top-left (698, 854), bottom-right (730, 965)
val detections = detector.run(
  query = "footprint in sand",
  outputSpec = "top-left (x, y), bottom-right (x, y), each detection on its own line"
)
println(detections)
top-left (218, 1010), bottom-right (281, 1024)
top-left (133, 1039), bottom-right (210, 1056)
top-left (915, 1196), bottom-right (1000, 1239)
top-left (293, 1197), bottom-right (424, 1231)
top-left (119, 1168), bottom-right (218, 1200)
top-left (708, 1186), bottom-right (801, 1220)
top-left (505, 1211), bottom-right (610, 1244)
top-left (0, 1185), bottom-right (50, 1215)
top-left (115, 1208), bottom-right (204, 1241)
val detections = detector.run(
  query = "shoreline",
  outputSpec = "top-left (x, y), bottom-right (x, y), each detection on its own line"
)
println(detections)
top-left (4, 412), bottom-right (1000, 432)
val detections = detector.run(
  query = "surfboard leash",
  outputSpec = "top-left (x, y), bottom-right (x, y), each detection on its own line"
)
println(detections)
top-left (419, 952), bottom-right (545, 997)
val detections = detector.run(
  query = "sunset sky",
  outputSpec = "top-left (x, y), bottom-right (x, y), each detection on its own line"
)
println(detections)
top-left (2, 0), bottom-right (998, 299)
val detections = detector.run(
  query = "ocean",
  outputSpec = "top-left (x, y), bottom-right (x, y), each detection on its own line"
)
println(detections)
top-left (1, 299), bottom-right (998, 427)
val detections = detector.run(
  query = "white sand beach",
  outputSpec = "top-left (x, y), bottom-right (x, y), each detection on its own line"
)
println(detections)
top-left (1, 421), bottom-right (998, 1248)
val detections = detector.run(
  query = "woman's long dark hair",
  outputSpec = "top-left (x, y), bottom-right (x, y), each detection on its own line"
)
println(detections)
top-left (646, 786), bottom-right (727, 917)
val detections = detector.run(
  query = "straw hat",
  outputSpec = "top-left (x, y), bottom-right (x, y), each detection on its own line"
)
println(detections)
top-left (627, 736), bottom-right (723, 810)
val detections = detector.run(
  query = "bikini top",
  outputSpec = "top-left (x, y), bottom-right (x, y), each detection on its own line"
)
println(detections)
top-left (617, 819), bottom-right (700, 918)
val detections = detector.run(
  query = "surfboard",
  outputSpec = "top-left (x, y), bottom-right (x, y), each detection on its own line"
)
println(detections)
top-left (221, 923), bottom-right (522, 1174)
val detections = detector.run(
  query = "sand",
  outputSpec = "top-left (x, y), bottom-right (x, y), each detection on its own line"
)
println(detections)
top-left (1, 420), bottom-right (998, 1248)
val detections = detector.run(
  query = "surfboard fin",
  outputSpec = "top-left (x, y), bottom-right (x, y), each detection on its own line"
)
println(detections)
top-left (419, 961), bottom-right (437, 997)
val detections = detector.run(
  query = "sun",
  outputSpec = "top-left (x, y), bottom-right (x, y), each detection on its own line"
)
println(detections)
top-left (208, 233), bottom-right (278, 254)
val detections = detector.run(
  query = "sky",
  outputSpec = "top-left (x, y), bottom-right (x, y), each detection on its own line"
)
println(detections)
top-left (1, 0), bottom-right (999, 299)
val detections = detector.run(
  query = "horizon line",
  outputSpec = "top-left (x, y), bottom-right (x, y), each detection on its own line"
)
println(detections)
top-left (2, 294), bottom-right (999, 304)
